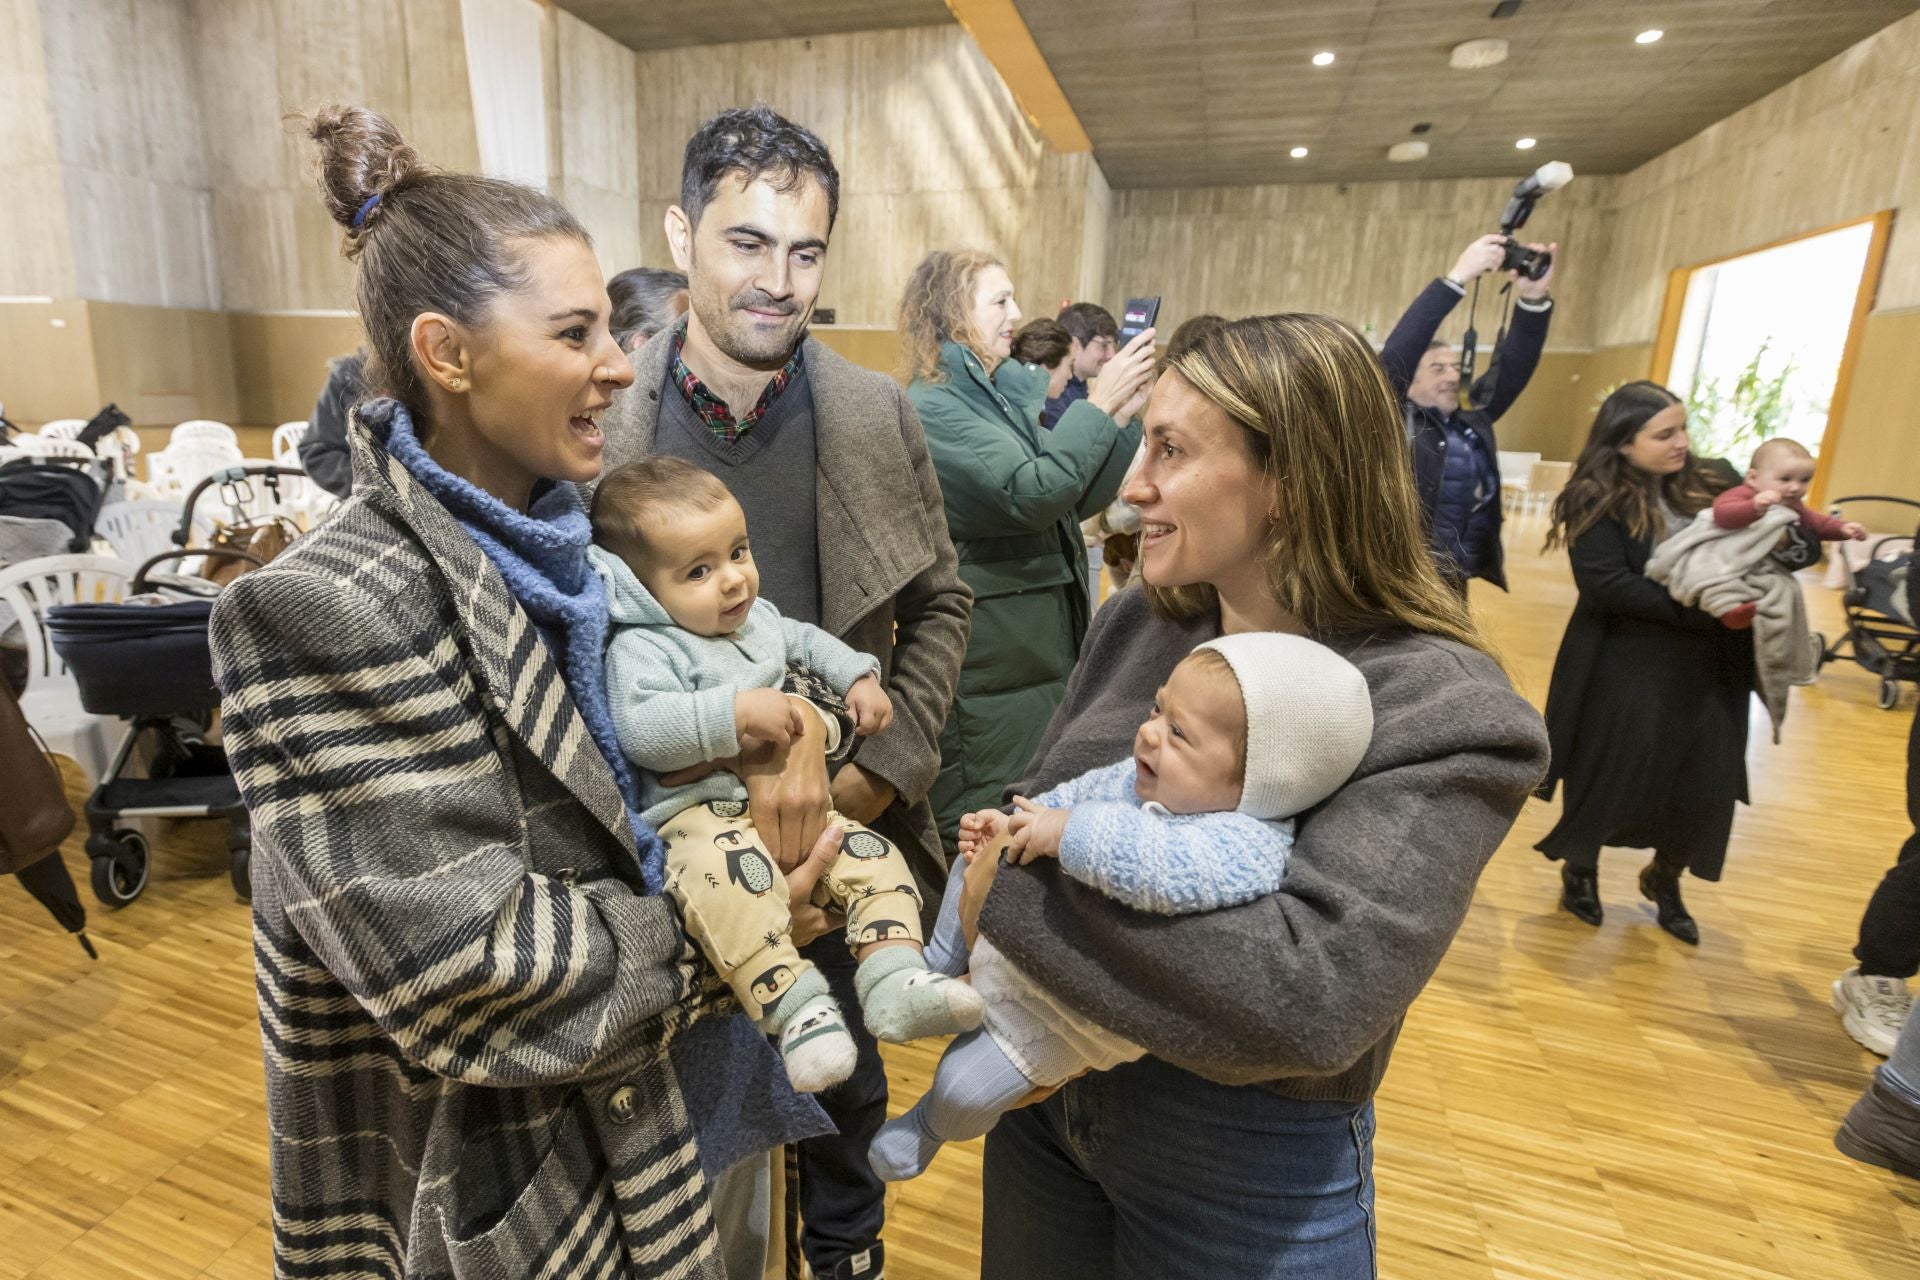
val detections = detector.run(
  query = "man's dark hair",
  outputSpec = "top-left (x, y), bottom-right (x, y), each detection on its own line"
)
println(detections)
top-left (607, 267), bottom-right (688, 346)
top-left (680, 106), bottom-right (839, 231)
top-left (1057, 301), bottom-right (1117, 346)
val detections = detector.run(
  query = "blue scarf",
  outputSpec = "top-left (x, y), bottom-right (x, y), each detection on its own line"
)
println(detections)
top-left (369, 400), bottom-right (667, 892)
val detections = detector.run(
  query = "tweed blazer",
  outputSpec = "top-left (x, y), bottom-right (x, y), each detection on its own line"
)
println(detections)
top-left (601, 332), bottom-right (971, 896)
top-left (211, 424), bottom-right (735, 1279)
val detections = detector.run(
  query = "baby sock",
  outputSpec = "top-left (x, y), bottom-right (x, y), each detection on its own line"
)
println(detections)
top-left (868, 1028), bottom-right (1035, 1181)
top-left (759, 966), bottom-right (856, 1093)
top-left (921, 868), bottom-right (972, 978)
top-left (855, 945), bottom-right (984, 1043)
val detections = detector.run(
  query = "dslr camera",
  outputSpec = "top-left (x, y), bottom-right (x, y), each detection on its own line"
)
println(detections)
top-left (1497, 160), bottom-right (1573, 280)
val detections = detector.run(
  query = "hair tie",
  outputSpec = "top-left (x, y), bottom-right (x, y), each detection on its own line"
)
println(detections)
top-left (351, 193), bottom-right (383, 230)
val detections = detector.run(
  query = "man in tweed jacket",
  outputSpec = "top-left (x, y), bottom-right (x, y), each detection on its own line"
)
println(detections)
top-left (602, 107), bottom-right (971, 1280)
top-left (212, 421), bottom-right (829, 1279)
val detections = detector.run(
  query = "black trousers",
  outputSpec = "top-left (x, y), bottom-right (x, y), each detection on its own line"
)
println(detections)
top-left (1855, 707), bottom-right (1920, 978)
top-left (795, 932), bottom-right (887, 1272)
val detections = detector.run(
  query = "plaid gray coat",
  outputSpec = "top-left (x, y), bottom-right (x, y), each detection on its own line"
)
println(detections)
top-left (211, 426), bottom-right (733, 1279)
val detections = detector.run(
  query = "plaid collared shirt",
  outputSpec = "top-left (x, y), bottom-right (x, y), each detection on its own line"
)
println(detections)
top-left (669, 319), bottom-right (803, 443)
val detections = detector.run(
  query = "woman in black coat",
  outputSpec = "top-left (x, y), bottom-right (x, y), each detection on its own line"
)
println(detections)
top-left (1536, 381), bottom-right (1752, 944)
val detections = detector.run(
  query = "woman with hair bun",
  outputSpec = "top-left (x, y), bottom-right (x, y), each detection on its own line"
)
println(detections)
top-left (210, 106), bottom-right (830, 1279)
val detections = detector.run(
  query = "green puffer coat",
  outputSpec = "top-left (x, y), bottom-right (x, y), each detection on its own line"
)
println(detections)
top-left (909, 340), bottom-right (1141, 848)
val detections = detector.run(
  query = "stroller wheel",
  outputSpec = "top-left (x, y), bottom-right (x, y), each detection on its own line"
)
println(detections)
top-left (89, 831), bottom-right (150, 907)
top-left (1812, 632), bottom-right (1828, 669)
top-left (1881, 678), bottom-right (1903, 711)
top-left (230, 845), bottom-right (252, 903)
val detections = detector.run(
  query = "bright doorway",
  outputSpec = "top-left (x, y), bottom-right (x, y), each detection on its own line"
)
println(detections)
top-left (1654, 212), bottom-right (1892, 500)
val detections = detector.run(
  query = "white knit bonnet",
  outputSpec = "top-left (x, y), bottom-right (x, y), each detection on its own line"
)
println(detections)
top-left (1192, 633), bottom-right (1374, 820)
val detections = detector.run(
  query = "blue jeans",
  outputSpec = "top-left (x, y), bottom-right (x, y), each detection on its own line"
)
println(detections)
top-left (982, 1056), bottom-right (1377, 1279)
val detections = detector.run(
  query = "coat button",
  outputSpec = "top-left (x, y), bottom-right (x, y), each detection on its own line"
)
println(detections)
top-left (607, 1085), bottom-right (639, 1125)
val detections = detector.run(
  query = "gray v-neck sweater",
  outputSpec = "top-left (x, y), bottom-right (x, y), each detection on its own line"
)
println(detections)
top-left (654, 358), bottom-right (823, 626)
top-left (977, 587), bottom-right (1549, 1102)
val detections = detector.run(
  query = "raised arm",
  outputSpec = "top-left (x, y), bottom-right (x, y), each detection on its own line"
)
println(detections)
top-left (977, 640), bottom-right (1549, 1082)
top-left (918, 392), bottom-right (1134, 539)
top-left (213, 567), bottom-right (692, 1087)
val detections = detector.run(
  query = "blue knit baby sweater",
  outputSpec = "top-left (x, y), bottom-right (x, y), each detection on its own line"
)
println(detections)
top-left (587, 544), bottom-right (879, 826)
top-left (1039, 760), bottom-right (1294, 914)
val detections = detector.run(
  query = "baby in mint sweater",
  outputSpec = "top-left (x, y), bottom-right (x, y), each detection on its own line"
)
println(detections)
top-left (590, 458), bottom-right (981, 1095)
top-left (869, 631), bottom-right (1374, 1179)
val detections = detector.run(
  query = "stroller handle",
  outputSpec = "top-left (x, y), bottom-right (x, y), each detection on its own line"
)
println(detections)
top-left (133, 548), bottom-right (267, 594)
top-left (1827, 495), bottom-right (1920, 513)
top-left (171, 463), bottom-right (310, 547)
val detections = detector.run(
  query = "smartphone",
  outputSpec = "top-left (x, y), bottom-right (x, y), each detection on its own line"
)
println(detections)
top-left (1118, 296), bottom-right (1160, 344)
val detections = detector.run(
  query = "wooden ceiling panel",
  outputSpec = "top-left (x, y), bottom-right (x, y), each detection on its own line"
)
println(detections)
top-left (1015, 0), bottom-right (1920, 187)
top-left (550, 0), bottom-right (953, 51)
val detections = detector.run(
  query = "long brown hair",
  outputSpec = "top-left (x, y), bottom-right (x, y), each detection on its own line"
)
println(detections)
top-left (1154, 314), bottom-right (1488, 654)
top-left (897, 248), bottom-right (1003, 383)
top-left (1546, 380), bottom-right (1727, 550)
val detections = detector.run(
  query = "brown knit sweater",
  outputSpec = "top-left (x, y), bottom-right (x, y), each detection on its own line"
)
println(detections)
top-left (976, 588), bottom-right (1549, 1102)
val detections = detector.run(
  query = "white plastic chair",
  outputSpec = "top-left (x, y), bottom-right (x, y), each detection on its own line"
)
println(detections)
top-left (38, 419), bottom-right (90, 441)
top-left (11, 435), bottom-right (95, 461)
top-left (147, 438), bottom-right (243, 500)
top-left (1523, 460), bottom-right (1573, 520)
top-left (272, 421), bottom-right (308, 464)
top-left (169, 420), bottom-right (239, 452)
top-left (96, 499), bottom-right (206, 564)
top-left (1497, 450), bottom-right (1542, 515)
top-left (0, 553), bottom-right (137, 784)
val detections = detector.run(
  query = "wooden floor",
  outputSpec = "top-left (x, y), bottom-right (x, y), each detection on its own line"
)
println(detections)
top-left (4, 514), bottom-right (1918, 1279)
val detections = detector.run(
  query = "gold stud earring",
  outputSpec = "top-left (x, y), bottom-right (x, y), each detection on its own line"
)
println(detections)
top-left (449, 377), bottom-right (464, 390)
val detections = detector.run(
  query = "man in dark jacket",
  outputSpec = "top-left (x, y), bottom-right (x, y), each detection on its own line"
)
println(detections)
top-left (1379, 232), bottom-right (1557, 592)
top-left (297, 349), bottom-right (367, 498)
top-left (1043, 301), bottom-right (1118, 427)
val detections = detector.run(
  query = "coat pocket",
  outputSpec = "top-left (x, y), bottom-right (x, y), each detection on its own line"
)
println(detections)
top-left (443, 1094), bottom-right (625, 1280)
top-left (955, 554), bottom-right (1080, 699)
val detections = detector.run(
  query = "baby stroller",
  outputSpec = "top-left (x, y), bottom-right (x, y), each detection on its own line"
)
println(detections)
top-left (1815, 495), bottom-right (1919, 711)
top-left (44, 463), bottom-right (303, 905)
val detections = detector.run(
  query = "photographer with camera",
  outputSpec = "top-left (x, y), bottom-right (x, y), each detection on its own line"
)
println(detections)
top-left (1380, 231), bottom-right (1557, 594)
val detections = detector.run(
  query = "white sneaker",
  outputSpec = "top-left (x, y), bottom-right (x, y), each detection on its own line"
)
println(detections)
top-left (1833, 967), bottom-right (1912, 1057)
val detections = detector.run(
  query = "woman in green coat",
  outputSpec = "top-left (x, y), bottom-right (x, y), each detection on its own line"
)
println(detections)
top-left (898, 249), bottom-right (1158, 848)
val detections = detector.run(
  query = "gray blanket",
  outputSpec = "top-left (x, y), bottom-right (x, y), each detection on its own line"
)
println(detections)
top-left (1646, 504), bottom-right (1813, 740)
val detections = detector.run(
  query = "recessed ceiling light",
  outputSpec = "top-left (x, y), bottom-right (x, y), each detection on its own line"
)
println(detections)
top-left (1312, 51), bottom-right (1335, 66)
top-left (1289, 146), bottom-right (1309, 159)
top-left (1636, 28), bottom-right (1663, 44)
top-left (1515, 137), bottom-right (1537, 150)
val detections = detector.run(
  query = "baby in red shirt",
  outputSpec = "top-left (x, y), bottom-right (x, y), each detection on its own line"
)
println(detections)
top-left (1709, 437), bottom-right (1866, 628)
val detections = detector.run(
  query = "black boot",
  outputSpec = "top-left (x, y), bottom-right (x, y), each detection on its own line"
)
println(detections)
top-left (1560, 865), bottom-right (1603, 926)
top-left (1640, 861), bottom-right (1699, 945)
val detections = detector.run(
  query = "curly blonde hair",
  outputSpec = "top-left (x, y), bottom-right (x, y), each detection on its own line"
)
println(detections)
top-left (897, 248), bottom-right (1003, 383)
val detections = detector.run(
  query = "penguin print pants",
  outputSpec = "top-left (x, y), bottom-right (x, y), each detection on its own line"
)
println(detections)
top-left (658, 798), bottom-right (925, 1022)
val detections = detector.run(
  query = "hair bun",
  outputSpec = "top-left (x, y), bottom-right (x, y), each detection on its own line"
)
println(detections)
top-left (306, 105), bottom-right (429, 247)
